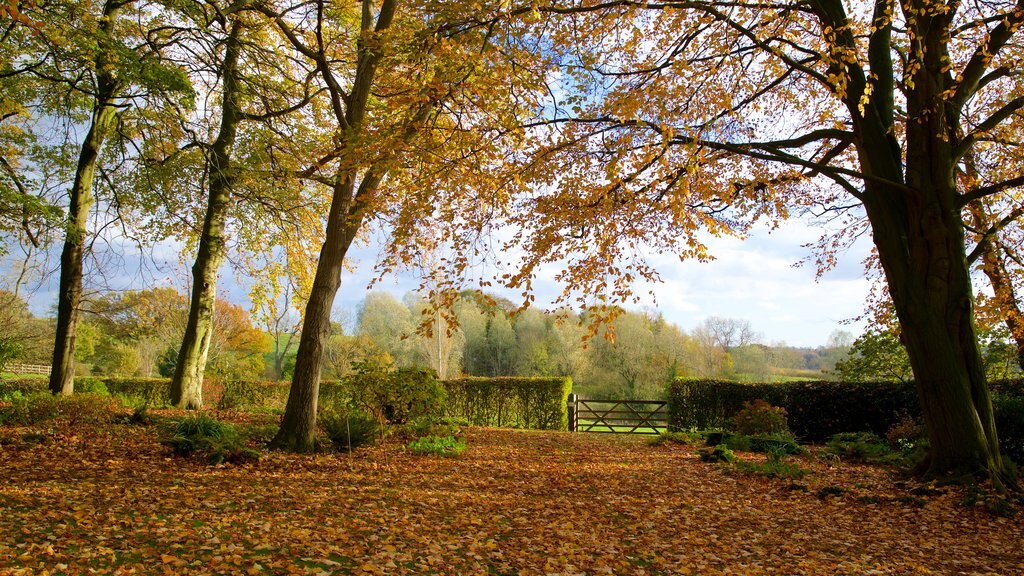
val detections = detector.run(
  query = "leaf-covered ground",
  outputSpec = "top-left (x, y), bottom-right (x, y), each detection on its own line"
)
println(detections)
top-left (1, 415), bottom-right (1022, 575)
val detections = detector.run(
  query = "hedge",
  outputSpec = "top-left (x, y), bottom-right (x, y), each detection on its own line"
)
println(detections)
top-left (668, 378), bottom-right (1024, 462)
top-left (443, 377), bottom-right (573, 430)
top-left (0, 377), bottom-right (348, 411)
top-left (1, 374), bottom-right (573, 431)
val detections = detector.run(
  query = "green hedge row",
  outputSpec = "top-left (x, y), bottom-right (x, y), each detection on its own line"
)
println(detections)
top-left (443, 377), bottom-right (572, 430)
top-left (667, 378), bottom-right (1024, 461)
top-left (1, 374), bottom-right (573, 431)
top-left (0, 376), bottom-right (349, 411)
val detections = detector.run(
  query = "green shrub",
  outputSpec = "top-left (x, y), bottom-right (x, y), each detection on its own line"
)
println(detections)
top-left (351, 362), bottom-right (446, 425)
top-left (443, 376), bottom-right (572, 430)
top-left (114, 405), bottom-right (154, 426)
top-left (209, 379), bottom-right (294, 411)
top-left (704, 431), bottom-right (803, 455)
top-left (732, 400), bottom-right (790, 436)
top-left (400, 416), bottom-right (466, 440)
top-left (160, 412), bottom-right (259, 465)
top-left (320, 409), bottom-right (379, 452)
top-left (1, 392), bottom-right (117, 426)
top-left (408, 435), bottom-right (466, 457)
top-left (734, 458), bottom-right (807, 479)
top-left (76, 378), bottom-right (110, 396)
top-left (698, 444), bottom-right (735, 463)
top-left (994, 393), bottom-right (1024, 464)
top-left (668, 379), bottom-right (920, 441)
top-left (825, 432), bottom-right (903, 465)
top-left (648, 431), bottom-right (700, 446)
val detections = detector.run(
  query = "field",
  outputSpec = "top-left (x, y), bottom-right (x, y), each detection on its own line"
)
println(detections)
top-left (1, 410), bottom-right (1022, 575)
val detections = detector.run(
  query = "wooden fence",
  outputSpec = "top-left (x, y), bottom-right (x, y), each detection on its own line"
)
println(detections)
top-left (5, 363), bottom-right (51, 376)
top-left (567, 394), bottom-right (668, 434)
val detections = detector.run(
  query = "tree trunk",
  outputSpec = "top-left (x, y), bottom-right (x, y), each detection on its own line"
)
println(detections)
top-left (859, 93), bottom-right (1007, 486)
top-left (268, 0), bottom-right (397, 452)
top-left (269, 175), bottom-right (363, 452)
top-left (48, 1), bottom-right (120, 395)
top-left (171, 21), bottom-right (243, 409)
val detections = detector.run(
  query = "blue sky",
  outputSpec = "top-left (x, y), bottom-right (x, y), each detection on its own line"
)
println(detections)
top-left (9, 214), bottom-right (873, 348)
top-left (329, 216), bottom-right (874, 347)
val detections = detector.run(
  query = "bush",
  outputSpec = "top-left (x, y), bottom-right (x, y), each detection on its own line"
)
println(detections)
top-left (320, 409), bottom-right (379, 452)
top-left (408, 435), bottom-right (466, 457)
top-left (668, 379), bottom-right (920, 441)
top-left (1, 392), bottom-right (117, 426)
top-left (160, 412), bottom-right (259, 465)
top-left (351, 362), bottom-right (445, 425)
top-left (210, 379), bottom-right (293, 411)
top-left (732, 400), bottom-right (790, 436)
top-left (698, 445), bottom-right (735, 463)
top-left (994, 393), bottom-right (1024, 464)
top-left (825, 432), bottom-right (903, 465)
top-left (648, 431), bottom-right (700, 446)
top-left (443, 376), bottom-right (572, 430)
top-left (734, 458), bottom-right (808, 480)
top-left (400, 416), bottom-right (467, 440)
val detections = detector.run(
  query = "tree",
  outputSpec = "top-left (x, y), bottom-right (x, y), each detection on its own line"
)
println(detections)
top-left (357, 292), bottom-right (416, 367)
top-left (834, 328), bottom-right (914, 383)
top-left (262, 0), bottom-right (543, 450)
top-left (159, 4), bottom-right (318, 408)
top-left (505, 0), bottom-right (1023, 483)
top-left (7, 0), bottom-right (192, 394)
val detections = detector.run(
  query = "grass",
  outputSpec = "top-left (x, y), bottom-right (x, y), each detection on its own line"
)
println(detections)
top-left (575, 419), bottom-right (665, 434)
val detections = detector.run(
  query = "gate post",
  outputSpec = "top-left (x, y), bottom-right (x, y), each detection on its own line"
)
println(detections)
top-left (567, 393), bottom-right (577, 432)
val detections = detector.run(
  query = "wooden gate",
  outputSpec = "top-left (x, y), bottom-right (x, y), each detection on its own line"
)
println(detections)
top-left (567, 394), bottom-right (668, 434)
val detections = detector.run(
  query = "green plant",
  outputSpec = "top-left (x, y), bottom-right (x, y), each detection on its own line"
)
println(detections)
top-left (443, 376), bottom-right (572, 430)
top-left (352, 362), bottom-right (446, 425)
top-left (826, 432), bottom-right (903, 465)
top-left (732, 400), bottom-right (790, 436)
top-left (734, 458), bottom-right (807, 479)
top-left (401, 416), bottom-right (466, 440)
top-left (408, 435), bottom-right (466, 457)
top-left (320, 408), bottom-right (379, 452)
top-left (160, 412), bottom-right (259, 465)
top-left (648, 431), bottom-right (699, 446)
top-left (0, 390), bottom-right (24, 403)
top-left (76, 378), bottom-right (110, 397)
top-left (1, 392), bottom-right (117, 425)
top-left (698, 444), bottom-right (735, 463)
top-left (704, 431), bottom-right (803, 455)
top-left (114, 405), bottom-right (153, 426)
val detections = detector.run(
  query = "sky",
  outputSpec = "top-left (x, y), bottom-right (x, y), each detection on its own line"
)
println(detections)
top-left (328, 216), bottom-right (874, 348)
top-left (8, 213), bottom-right (874, 349)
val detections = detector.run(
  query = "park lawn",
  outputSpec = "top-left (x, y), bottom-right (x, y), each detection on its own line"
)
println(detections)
top-left (1, 413), bottom-right (1022, 575)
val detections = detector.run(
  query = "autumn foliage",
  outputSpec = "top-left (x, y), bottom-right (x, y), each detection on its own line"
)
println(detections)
top-left (1, 403), bottom-right (1022, 575)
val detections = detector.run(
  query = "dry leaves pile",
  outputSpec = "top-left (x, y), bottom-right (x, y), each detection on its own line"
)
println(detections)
top-left (1, 414), bottom-right (1021, 575)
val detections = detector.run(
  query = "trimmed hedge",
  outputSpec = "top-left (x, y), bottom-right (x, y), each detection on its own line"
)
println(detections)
top-left (2, 374), bottom-right (573, 431)
top-left (668, 378), bottom-right (1024, 462)
top-left (0, 377), bottom-right (346, 411)
top-left (443, 377), bottom-right (572, 430)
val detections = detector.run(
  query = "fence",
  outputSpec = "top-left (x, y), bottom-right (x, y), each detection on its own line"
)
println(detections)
top-left (5, 363), bottom-right (51, 376)
top-left (567, 394), bottom-right (668, 435)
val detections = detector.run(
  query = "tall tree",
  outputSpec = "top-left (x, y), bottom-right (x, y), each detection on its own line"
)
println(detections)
top-left (262, 0), bottom-right (543, 451)
top-left (7, 0), bottom-right (192, 394)
top-left (505, 0), bottom-right (1023, 484)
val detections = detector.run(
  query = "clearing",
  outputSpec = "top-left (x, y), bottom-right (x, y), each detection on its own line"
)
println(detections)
top-left (1, 415), bottom-right (1021, 575)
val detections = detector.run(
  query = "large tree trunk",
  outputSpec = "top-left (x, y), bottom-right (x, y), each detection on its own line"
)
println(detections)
top-left (269, 175), bottom-right (363, 451)
top-left (857, 41), bottom-right (1007, 484)
top-left (171, 21), bottom-right (243, 409)
top-left (267, 0), bottom-right (397, 452)
top-left (49, 1), bottom-right (120, 395)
